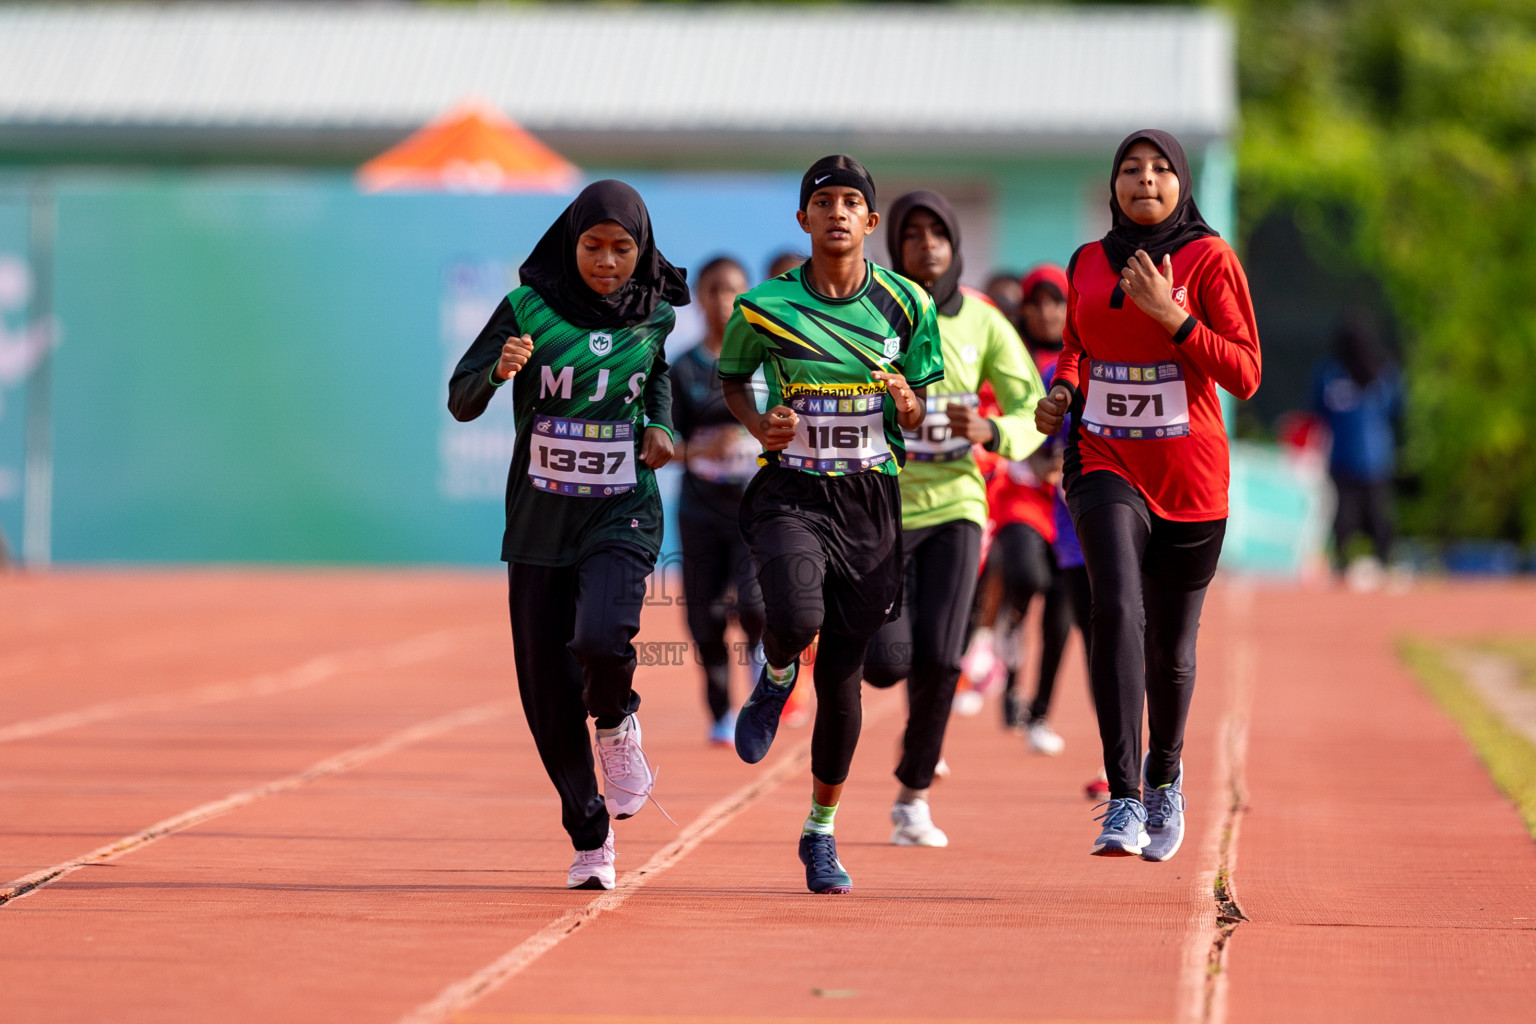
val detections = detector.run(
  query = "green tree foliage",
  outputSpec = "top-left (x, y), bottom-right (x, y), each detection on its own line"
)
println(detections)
top-left (1235, 0), bottom-right (1536, 541)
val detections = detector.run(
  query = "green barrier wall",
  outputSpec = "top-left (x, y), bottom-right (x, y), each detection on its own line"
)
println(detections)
top-left (0, 170), bottom-right (1321, 573)
top-left (10, 172), bottom-right (804, 564)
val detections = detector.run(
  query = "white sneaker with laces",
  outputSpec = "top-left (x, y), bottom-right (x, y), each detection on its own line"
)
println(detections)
top-left (566, 829), bottom-right (616, 890)
top-left (595, 714), bottom-right (656, 820)
top-left (890, 799), bottom-right (949, 847)
top-left (1027, 719), bottom-right (1066, 755)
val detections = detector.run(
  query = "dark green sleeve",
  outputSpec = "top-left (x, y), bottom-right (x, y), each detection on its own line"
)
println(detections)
top-left (903, 300), bottom-right (946, 389)
top-left (448, 297), bottom-right (518, 422)
top-left (643, 349), bottom-right (674, 439)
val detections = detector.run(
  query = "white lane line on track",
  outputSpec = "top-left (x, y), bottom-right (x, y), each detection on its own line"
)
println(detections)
top-left (0, 699), bottom-right (515, 907)
top-left (397, 691), bottom-right (901, 1024)
top-left (1175, 581), bottom-right (1255, 1024)
top-left (0, 627), bottom-right (476, 745)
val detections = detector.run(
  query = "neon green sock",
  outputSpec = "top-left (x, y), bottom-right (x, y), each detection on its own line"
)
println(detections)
top-left (803, 799), bottom-right (837, 835)
top-left (766, 662), bottom-right (796, 687)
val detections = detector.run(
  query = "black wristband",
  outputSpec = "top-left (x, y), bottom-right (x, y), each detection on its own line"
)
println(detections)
top-left (1171, 314), bottom-right (1197, 345)
top-left (983, 418), bottom-right (1001, 453)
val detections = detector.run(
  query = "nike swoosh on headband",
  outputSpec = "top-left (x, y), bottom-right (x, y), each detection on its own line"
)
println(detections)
top-left (815, 175), bottom-right (830, 184)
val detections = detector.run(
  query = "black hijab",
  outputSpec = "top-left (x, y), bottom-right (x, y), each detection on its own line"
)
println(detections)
top-left (519, 179), bottom-right (689, 328)
top-left (886, 190), bottom-right (964, 316)
top-left (1100, 129), bottom-right (1218, 273)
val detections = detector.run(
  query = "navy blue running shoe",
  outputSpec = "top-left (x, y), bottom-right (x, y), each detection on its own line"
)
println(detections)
top-left (798, 832), bottom-right (853, 894)
top-left (734, 662), bottom-right (796, 764)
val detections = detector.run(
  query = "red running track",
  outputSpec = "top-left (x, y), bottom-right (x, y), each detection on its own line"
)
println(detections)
top-left (0, 569), bottom-right (1532, 1023)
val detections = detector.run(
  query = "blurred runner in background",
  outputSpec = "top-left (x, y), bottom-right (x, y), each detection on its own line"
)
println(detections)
top-left (670, 256), bottom-right (767, 745)
top-left (765, 250), bottom-right (806, 280)
top-left (1311, 309), bottom-right (1403, 587)
top-left (983, 270), bottom-right (1023, 327)
top-left (862, 191), bottom-right (1044, 848)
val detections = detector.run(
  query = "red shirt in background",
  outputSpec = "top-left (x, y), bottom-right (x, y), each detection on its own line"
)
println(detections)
top-left (1054, 236), bottom-right (1261, 521)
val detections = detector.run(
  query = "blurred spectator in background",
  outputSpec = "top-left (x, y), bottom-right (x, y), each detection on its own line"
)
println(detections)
top-left (983, 271), bottom-right (1023, 326)
top-left (765, 250), bottom-right (805, 279)
top-left (1017, 265), bottom-right (1067, 367)
top-left (1312, 309), bottom-right (1403, 580)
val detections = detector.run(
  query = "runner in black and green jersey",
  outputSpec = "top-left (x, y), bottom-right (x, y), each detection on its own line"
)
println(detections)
top-left (719, 155), bottom-right (944, 894)
top-left (668, 255), bottom-right (766, 745)
top-left (448, 180), bottom-right (688, 892)
top-left (861, 191), bottom-right (1047, 848)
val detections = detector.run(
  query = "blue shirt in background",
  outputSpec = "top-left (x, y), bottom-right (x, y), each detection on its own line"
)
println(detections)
top-left (1311, 359), bottom-right (1403, 482)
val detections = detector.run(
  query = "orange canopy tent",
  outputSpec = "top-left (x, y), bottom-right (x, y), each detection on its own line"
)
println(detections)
top-left (357, 101), bottom-right (580, 194)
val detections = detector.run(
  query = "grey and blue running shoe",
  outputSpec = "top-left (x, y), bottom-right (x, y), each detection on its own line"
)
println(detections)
top-left (734, 662), bottom-right (796, 764)
top-left (798, 832), bottom-right (853, 894)
top-left (1090, 797), bottom-right (1149, 856)
top-left (1141, 758), bottom-right (1186, 862)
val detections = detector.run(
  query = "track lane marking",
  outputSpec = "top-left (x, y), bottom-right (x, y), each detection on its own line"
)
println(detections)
top-left (0, 699), bottom-right (515, 907)
top-left (0, 627), bottom-right (481, 745)
top-left (399, 690), bottom-right (902, 1024)
top-left (1174, 581), bottom-right (1255, 1024)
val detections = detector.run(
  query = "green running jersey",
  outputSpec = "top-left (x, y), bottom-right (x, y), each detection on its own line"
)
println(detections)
top-left (897, 292), bottom-right (1048, 531)
top-left (448, 285), bottom-right (676, 567)
top-left (718, 261), bottom-right (944, 477)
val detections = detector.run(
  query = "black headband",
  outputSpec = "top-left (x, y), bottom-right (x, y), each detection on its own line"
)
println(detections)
top-left (800, 167), bottom-right (876, 212)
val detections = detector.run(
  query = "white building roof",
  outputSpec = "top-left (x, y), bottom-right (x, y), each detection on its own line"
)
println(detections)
top-left (0, 3), bottom-right (1235, 160)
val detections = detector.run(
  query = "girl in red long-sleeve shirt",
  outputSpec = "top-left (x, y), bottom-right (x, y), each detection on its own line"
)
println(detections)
top-left (1036, 128), bottom-right (1261, 861)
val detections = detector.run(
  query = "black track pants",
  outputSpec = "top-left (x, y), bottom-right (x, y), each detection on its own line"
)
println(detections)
top-left (680, 501), bottom-right (765, 722)
top-left (863, 519), bottom-right (983, 790)
top-left (1069, 472), bottom-right (1225, 802)
top-left (984, 522), bottom-right (1055, 700)
top-left (507, 544), bottom-right (650, 851)
top-left (1030, 562), bottom-right (1091, 722)
top-left (743, 467), bottom-right (903, 786)
top-left (1331, 475), bottom-right (1395, 569)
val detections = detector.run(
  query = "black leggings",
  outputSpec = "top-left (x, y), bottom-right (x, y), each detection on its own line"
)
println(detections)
top-left (679, 501), bottom-right (765, 722)
top-left (1032, 564), bottom-right (1092, 722)
top-left (507, 544), bottom-right (651, 851)
top-left (744, 469), bottom-right (903, 787)
top-left (1069, 472), bottom-right (1225, 802)
top-left (980, 523), bottom-right (1056, 726)
top-left (863, 519), bottom-right (983, 790)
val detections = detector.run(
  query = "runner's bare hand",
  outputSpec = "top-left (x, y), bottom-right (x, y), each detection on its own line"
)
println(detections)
top-left (873, 371), bottom-right (923, 430)
top-left (1121, 251), bottom-right (1186, 332)
top-left (946, 403), bottom-right (994, 445)
top-left (756, 405), bottom-right (799, 451)
top-left (640, 426), bottom-right (674, 469)
top-left (496, 334), bottom-right (535, 381)
top-left (1036, 384), bottom-right (1072, 434)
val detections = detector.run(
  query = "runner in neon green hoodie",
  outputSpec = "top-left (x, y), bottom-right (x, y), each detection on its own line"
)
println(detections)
top-left (864, 191), bottom-right (1046, 848)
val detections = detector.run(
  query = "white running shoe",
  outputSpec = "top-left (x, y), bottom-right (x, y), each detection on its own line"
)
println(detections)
top-left (595, 714), bottom-right (656, 820)
top-left (959, 629), bottom-right (997, 693)
top-left (566, 828), bottom-right (616, 890)
top-left (952, 689), bottom-right (985, 717)
top-left (1026, 719), bottom-right (1066, 755)
top-left (933, 756), bottom-right (952, 781)
top-left (890, 799), bottom-right (949, 847)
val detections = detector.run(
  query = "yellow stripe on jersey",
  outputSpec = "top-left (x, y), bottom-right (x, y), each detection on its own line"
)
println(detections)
top-left (872, 268), bottom-right (921, 325)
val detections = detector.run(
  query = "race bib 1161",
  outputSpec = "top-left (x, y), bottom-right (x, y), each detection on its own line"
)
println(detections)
top-left (780, 387), bottom-right (891, 474)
